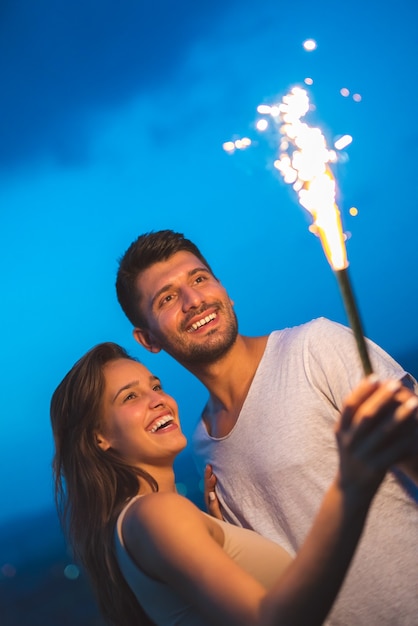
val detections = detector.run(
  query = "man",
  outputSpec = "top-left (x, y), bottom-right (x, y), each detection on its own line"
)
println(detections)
top-left (116, 229), bottom-right (418, 625)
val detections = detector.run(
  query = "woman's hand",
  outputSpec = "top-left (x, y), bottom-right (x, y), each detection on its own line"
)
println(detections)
top-left (204, 464), bottom-right (224, 520)
top-left (336, 375), bottom-right (418, 493)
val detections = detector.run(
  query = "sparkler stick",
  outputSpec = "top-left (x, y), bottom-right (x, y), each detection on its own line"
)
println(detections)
top-left (259, 87), bottom-right (373, 376)
top-left (335, 268), bottom-right (372, 375)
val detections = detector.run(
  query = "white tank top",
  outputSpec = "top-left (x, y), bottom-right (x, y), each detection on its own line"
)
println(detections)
top-left (114, 495), bottom-right (291, 626)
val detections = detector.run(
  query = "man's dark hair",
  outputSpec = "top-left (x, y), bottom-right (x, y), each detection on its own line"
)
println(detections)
top-left (116, 230), bottom-right (214, 328)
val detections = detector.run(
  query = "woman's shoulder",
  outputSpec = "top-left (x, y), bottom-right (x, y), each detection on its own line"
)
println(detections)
top-left (123, 492), bottom-right (208, 546)
top-left (121, 493), bottom-right (220, 580)
top-left (125, 491), bottom-right (200, 526)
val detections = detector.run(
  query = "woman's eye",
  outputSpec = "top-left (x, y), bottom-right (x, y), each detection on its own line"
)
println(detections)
top-left (152, 384), bottom-right (162, 392)
top-left (124, 392), bottom-right (137, 402)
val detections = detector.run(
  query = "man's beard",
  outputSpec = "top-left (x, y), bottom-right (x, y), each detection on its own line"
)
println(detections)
top-left (163, 307), bottom-right (238, 367)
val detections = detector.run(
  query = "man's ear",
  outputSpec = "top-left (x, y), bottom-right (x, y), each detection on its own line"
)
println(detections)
top-left (133, 327), bottom-right (162, 353)
top-left (95, 432), bottom-right (111, 451)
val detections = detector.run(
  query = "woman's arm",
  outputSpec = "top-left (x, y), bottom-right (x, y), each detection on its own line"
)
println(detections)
top-left (260, 376), bottom-right (418, 625)
top-left (123, 377), bottom-right (418, 626)
top-left (123, 491), bottom-right (269, 626)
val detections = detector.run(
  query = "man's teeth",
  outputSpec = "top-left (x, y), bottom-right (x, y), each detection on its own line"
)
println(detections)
top-left (149, 416), bottom-right (173, 433)
top-left (188, 312), bottom-right (216, 332)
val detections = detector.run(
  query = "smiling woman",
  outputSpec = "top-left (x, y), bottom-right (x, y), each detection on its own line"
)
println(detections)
top-left (96, 358), bottom-right (187, 472)
top-left (50, 341), bottom-right (418, 626)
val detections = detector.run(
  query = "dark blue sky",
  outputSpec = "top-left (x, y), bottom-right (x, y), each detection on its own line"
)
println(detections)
top-left (1, 0), bottom-right (418, 527)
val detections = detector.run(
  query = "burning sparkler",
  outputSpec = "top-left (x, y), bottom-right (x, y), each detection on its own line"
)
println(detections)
top-left (258, 86), bottom-right (372, 375)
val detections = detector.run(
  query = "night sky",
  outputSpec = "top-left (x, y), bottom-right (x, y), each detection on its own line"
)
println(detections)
top-left (1, 0), bottom-right (418, 529)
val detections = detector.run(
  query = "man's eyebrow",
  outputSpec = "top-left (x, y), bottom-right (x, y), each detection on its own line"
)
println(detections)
top-left (150, 267), bottom-right (210, 308)
top-left (151, 283), bottom-right (174, 308)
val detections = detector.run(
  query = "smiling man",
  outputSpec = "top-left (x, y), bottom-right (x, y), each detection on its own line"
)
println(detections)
top-left (115, 229), bottom-right (418, 625)
top-left (131, 249), bottom-right (239, 369)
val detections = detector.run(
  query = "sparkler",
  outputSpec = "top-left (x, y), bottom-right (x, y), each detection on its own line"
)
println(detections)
top-left (259, 86), bottom-right (372, 375)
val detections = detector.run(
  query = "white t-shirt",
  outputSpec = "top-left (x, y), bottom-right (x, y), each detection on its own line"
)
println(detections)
top-left (193, 318), bottom-right (418, 625)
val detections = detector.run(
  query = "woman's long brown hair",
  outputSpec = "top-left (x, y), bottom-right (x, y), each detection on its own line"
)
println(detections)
top-left (50, 342), bottom-right (157, 625)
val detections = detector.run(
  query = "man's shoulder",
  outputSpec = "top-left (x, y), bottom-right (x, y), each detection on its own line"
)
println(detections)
top-left (268, 317), bottom-right (345, 343)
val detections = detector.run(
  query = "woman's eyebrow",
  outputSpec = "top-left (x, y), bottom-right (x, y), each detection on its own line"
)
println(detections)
top-left (113, 375), bottom-right (160, 402)
top-left (112, 380), bottom-right (139, 402)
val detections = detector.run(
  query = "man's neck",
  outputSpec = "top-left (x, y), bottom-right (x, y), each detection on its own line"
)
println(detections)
top-left (193, 334), bottom-right (269, 438)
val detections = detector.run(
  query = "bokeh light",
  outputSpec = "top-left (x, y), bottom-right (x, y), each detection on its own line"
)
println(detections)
top-left (303, 39), bottom-right (317, 51)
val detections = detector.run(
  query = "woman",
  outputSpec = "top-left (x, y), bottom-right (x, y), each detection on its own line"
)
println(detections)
top-left (50, 342), bottom-right (418, 626)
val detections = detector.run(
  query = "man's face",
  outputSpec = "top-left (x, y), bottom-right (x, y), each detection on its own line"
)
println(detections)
top-left (133, 251), bottom-right (238, 366)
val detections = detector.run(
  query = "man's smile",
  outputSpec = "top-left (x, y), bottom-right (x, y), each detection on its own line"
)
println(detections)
top-left (187, 312), bottom-right (217, 333)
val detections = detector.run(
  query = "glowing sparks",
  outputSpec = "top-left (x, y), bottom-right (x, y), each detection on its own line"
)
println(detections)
top-left (262, 87), bottom-right (372, 374)
top-left (340, 88), bottom-right (362, 102)
top-left (257, 104), bottom-right (272, 115)
top-left (222, 87), bottom-right (355, 271)
top-left (334, 134), bottom-right (353, 150)
top-left (222, 84), bottom-right (372, 374)
top-left (267, 86), bottom-right (348, 270)
top-left (222, 137), bottom-right (252, 154)
top-left (235, 137), bottom-right (252, 149)
top-left (256, 118), bottom-right (269, 132)
top-left (303, 39), bottom-right (317, 51)
top-left (222, 141), bottom-right (235, 153)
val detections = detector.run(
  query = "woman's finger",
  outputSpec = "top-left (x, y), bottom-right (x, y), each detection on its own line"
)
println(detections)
top-left (337, 389), bottom-right (418, 485)
top-left (393, 394), bottom-right (418, 423)
top-left (339, 379), bottom-right (406, 442)
top-left (204, 465), bottom-right (223, 520)
top-left (338, 374), bottom-right (380, 433)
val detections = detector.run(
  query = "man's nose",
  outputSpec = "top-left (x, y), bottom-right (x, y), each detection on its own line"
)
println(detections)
top-left (181, 286), bottom-right (202, 310)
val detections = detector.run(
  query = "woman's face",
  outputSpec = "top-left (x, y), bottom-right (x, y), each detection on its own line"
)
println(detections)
top-left (97, 358), bottom-right (187, 467)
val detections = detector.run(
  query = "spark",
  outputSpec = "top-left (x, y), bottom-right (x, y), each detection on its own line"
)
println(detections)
top-left (303, 39), bottom-right (317, 51)
top-left (256, 119), bottom-right (269, 131)
top-left (222, 85), bottom-right (372, 374)
top-left (267, 86), bottom-right (348, 270)
top-left (334, 134), bottom-right (353, 150)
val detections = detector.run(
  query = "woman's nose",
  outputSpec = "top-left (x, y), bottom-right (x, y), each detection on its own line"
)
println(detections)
top-left (149, 391), bottom-right (165, 409)
top-left (149, 392), bottom-right (165, 408)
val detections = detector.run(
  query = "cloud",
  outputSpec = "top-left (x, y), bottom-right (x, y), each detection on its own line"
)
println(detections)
top-left (0, 0), bottom-right (240, 169)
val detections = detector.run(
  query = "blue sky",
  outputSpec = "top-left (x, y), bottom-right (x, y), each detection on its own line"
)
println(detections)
top-left (1, 0), bottom-right (418, 527)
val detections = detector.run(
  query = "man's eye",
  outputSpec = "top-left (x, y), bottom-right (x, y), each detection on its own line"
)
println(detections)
top-left (152, 384), bottom-right (162, 392)
top-left (160, 294), bottom-right (174, 307)
top-left (195, 275), bottom-right (206, 284)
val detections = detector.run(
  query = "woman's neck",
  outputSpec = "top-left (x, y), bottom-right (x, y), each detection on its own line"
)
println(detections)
top-left (140, 464), bottom-right (177, 494)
